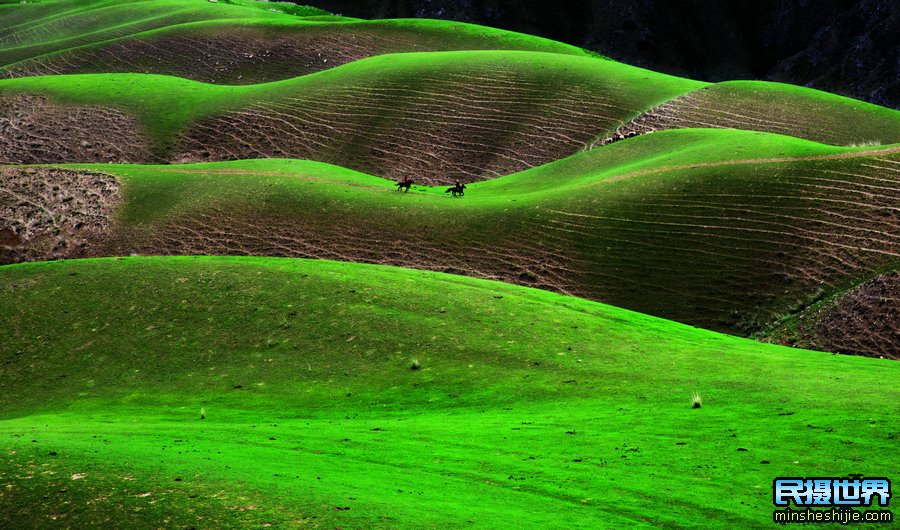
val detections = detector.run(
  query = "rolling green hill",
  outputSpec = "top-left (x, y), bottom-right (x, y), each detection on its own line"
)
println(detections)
top-left (0, 0), bottom-right (330, 67)
top-left (1, 54), bottom-right (897, 177)
top-left (612, 81), bottom-right (900, 147)
top-left (4, 128), bottom-right (899, 351)
top-left (0, 0), bottom-right (592, 83)
top-left (2, 1), bottom-right (899, 527)
top-left (0, 52), bottom-right (705, 178)
top-left (1, 256), bottom-right (897, 527)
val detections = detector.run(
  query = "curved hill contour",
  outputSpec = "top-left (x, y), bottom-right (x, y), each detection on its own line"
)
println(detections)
top-left (0, 256), bottom-right (897, 527)
top-left (607, 81), bottom-right (900, 147)
top-left (4, 129), bottom-right (899, 351)
top-left (0, 0), bottom-right (332, 66)
top-left (0, 52), bottom-right (704, 181)
top-left (2, 55), bottom-right (898, 177)
top-left (2, 2), bottom-right (900, 527)
top-left (0, 17), bottom-right (592, 84)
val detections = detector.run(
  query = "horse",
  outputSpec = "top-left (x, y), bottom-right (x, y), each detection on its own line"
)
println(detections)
top-left (395, 179), bottom-right (413, 192)
top-left (445, 183), bottom-right (466, 197)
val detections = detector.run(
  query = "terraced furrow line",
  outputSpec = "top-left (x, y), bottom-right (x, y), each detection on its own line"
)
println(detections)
top-left (1, 28), bottom-right (368, 82)
top-left (547, 213), bottom-right (877, 295)
top-left (669, 93), bottom-right (801, 128)
top-left (0, 8), bottom-right (592, 82)
top-left (543, 216), bottom-right (808, 275)
top-left (817, 169), bottom-right (900, 188)
top-left (0, 9), bottom-right (218, 65)
top-left (609, 103), bottom-right (815, 144)
top-left (862, 163), bottom-right (900, 173)
top-left (590, 145), bottom-right (900, 185)
top-left (175, 83), bottom-right (630, 183)
top-left (560, 208), bottom-right (900, 258)
top-left (628, 201), bottom-right (900, 242)
top-left (602, 83), bottom-right (900, 147)
top-left (297, 86), bottom-right (597, 136)
top-left (766, 270), bottom-right (900, 359)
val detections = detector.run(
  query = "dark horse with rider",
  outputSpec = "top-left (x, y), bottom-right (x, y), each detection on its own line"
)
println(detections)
top-left (395, 176), bottom-right (467, 197)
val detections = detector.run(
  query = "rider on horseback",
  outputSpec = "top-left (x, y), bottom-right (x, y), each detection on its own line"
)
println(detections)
top-left (445, 181), bottom-right (466, 197)
top-left (396, 176), bottom-right (413, 192)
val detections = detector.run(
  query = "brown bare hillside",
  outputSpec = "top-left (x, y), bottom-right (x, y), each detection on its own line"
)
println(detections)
top-left (0, 93), bottom-right (156, 164)
top-left (768, 271), bottom-right (900, 360)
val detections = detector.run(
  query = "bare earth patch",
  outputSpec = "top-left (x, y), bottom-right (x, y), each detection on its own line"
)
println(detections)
top-left (0, 94), bottom-right (156, 165)
top-left (0, 167), bottom-right (120, 264)
top-left (771, 272), bottom-right (900, 360)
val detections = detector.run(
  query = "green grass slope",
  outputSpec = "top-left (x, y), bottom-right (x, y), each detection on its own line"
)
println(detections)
top-left (1, 256), bottom-right (897, 527)
top-left (4, 128), bottom-right (899, 345)
top-left (0, 13), bottom-right (592, 84)
top-left (1, 56), bottom-right (897, 175)
top-left (0, 0), bottom-right (332, 66)
top-left (0, 51), bottom-right (704, 179)
top-left (612, 81), bottom-right (900, 147)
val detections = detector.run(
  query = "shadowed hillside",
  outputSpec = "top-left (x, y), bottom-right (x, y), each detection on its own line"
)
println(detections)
top-left (764, 268), bottom-right (900, 359)
top-left (0, 53), bottom-right (704, 180)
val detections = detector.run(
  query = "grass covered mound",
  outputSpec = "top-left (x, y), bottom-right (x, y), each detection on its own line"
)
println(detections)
top-left (0, 0), bottom-right (334, 67)
top-left (0, 14), bottom-right (591, 84)
top-left (613, 81), bottom-right (900, 147)
top-left (0, 256), bottom-right (897, 527)
top-left (0, 52), bottom-right (703, 177)
top-left (6, 128), bottom-right (899, 345)
top-left (2, 58), bottom-right (898, 174)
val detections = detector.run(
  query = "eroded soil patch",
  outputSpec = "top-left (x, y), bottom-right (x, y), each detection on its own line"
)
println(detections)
top-left (0, 94), bottom-right (157, 165)
top-left (771, 271), bottom-right (900, 360)
top-left (0, 167), bottom-right (120, 264)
